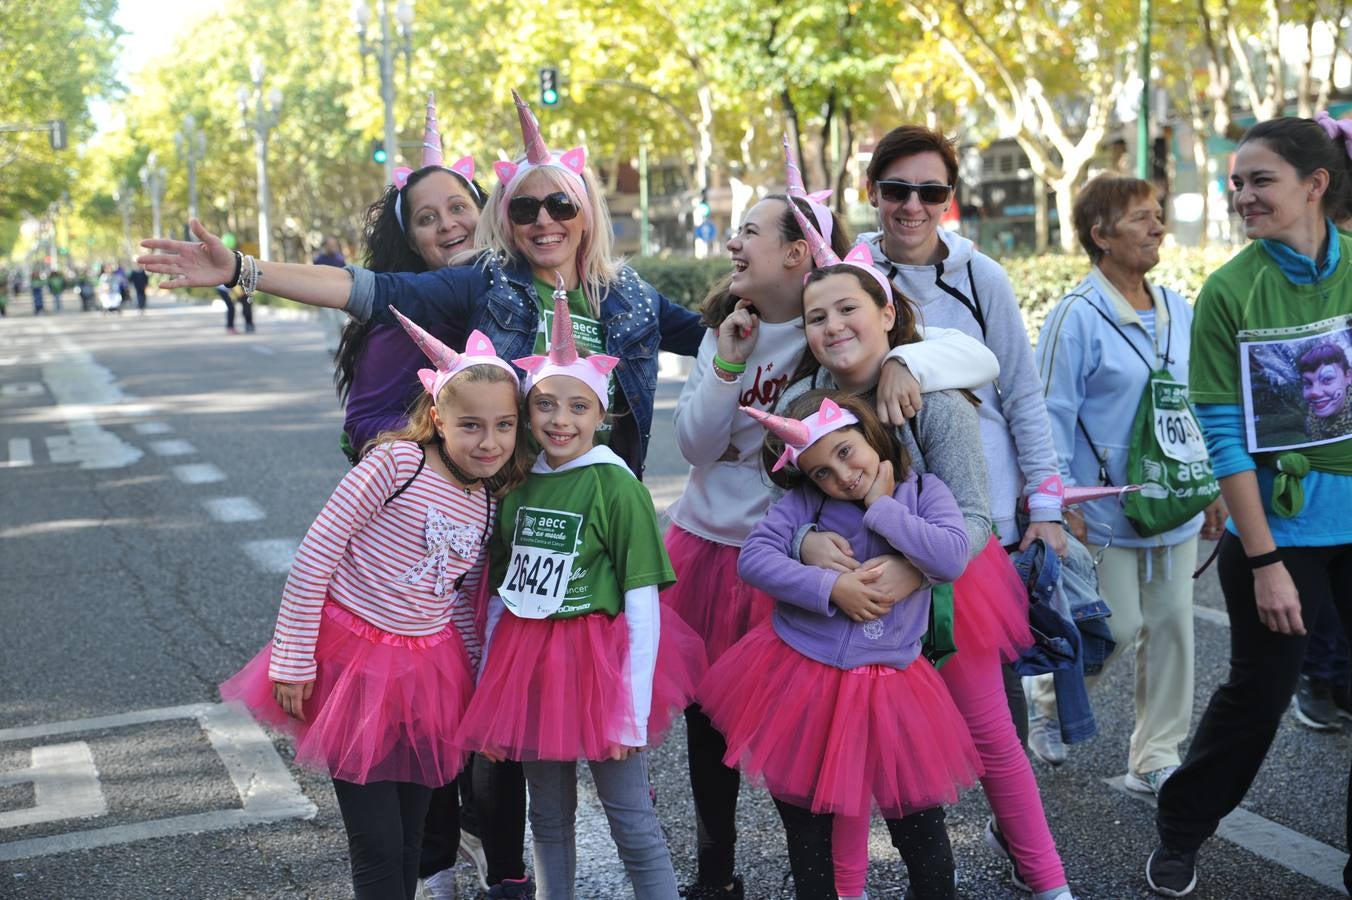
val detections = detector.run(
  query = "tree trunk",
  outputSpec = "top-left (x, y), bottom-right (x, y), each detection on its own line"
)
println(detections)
top-left (1034, 174), bottom-right (1050, 253)
top-left (1052, 175), bottom-right (1077, 253)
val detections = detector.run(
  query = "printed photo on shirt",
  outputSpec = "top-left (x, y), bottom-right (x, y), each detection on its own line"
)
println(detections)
top-left (1240, 319), bottom-right (1352, 452)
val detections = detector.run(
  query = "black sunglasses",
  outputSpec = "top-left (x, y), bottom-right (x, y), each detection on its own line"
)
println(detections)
top-left (875, 180), bottom-right (953, 205)
top-left (507, 191), bottom-right (581, 225)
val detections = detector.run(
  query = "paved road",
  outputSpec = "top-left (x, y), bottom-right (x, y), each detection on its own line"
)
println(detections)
top-left (1, 299), bottom-right (1348, 898)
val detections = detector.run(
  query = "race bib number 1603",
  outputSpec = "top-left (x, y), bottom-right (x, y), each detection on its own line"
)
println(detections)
top-left (499, 507), bottom-right (583, 619)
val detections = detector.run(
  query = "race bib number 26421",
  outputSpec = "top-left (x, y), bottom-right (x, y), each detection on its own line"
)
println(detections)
top-left (499, 507), bottom-right (583, 619)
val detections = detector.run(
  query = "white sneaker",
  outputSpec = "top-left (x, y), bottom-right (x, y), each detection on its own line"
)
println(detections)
top-left (1124, 765), bottom-right (1178, 797)
top-left (457, 827), bottom-right (490, 891)
top-left (422, 868), bottom-right (457, 900)
top-left (1027, 714), bottom-right (1067, 766)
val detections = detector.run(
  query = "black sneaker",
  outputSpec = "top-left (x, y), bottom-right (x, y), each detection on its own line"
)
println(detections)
top-left (983, 817), bottom-right (1031, 892)
top-left (485, 876), bottom-right (534, 899)
top-left (1334, 682), bottom-right (1352, 721)
top-left (1293, 675), bottom-right (1341, 731)
top-left (679, 877), bottom-right (744, 900)
top-left (1146, 845), bottom-right (1197, 897)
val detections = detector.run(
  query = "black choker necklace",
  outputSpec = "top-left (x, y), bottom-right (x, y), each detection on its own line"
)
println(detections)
top-left (437, 441), bottom-right (482, 495)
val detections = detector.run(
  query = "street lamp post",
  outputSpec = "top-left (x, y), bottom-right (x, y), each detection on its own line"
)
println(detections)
top-left (353, 0), bottom-right (413, 184)
top-left (174, 113), bottom-right (207, 236)
top-left (113, 181), bottom-right (134, 259)
top-left (139, 152), bottom-right (166, 239)
top-left (236, 59), bottom-right (282, 261)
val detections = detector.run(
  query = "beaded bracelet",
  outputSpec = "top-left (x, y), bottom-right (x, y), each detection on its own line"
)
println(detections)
top-left (225, 250), bottom-right (243, 289)
top-left (713, 354), bottom-right (747, 374)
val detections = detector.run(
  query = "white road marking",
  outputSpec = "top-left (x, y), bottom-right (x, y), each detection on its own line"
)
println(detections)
top-left (1193, 604), bottom-right (1230, 627)
top-left (0, 742), bottom-right (106, 829)
top-left (172, 463), bottom-right (226, 485)
top-left (242, 539), bottom-right (298, 573)
top-left (0, 703), bottom-right (315, 862)
top-left (149, 439), bottom-right (196, 457)
top-left (4, 438), bottom-right (33, 468)
top-left (249, 344), bottom-right (275, 355)
top-left (132, 422), bottom-right (173, 435)
top-left (1, 382), bottom-right (44, 397)
top-left (203, 497), bottom-right (266, 523)
top-left (33, 321), bottom-right (143, 469)
top-left (1108, 777), bottom-right (1349, 893)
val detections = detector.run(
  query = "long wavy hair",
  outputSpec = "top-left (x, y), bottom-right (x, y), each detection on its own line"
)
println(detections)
top-left (473, 162), bottom-right (618, 317)
top-left (333, 166), bottom-right (488, 404)
top-left (762, 389), bottom-right (910, 492)
top-left (787, 263), bottom-right (921, 387)
top-left (372, 363), bottom-right (529, 496)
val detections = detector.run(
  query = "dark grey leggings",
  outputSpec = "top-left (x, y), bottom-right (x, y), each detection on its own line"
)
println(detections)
top-left (332, 778), bottom-right (433, 900)
top-left (773, 797), bottom-right (955, 900)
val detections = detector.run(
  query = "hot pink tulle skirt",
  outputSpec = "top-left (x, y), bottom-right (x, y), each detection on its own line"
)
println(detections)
top-left (457, 606), bottom-right (708, 762)
top-left (220, 602), bottom-right (473, 787)
top-left (698, 623), bottom-right (983, 817)
top-left (952, 536), bottom-right (1032, 663)
top-left (661, 525), bottom-right (775, 666)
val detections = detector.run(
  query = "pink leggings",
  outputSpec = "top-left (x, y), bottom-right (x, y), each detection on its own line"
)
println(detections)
top-left (832, 649), bottom-right (1065, 895)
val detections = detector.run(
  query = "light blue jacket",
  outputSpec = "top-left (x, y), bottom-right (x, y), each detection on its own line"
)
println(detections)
top-left (1036, 269), bottom-right (1203, 549)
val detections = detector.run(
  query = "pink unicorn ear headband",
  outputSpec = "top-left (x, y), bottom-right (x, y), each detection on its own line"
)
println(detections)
top-left (741, 397), bottom-right (859, 472)
top-left (786, 199), bottom-right (894, 305)
top-left (512, 273), bottom-right (619, 409)
top-left (783, 135), bottom-right (834, 242)
top-left (493, 90), bottom-right (588, 212)
top-left (392, 92), bottom-right (479, 232)
top-left (390, 306), bottom-right (520, 399)
top-left (1315, 110), bottom-right (1352, 160)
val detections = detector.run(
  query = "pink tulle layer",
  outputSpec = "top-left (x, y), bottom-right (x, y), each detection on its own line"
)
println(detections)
top-left (457, 606), bottom-right (708, 762)
top-left (220, 603), bottom-right (473, 787)
top-left (697, 623), bottom-right (983, 818)
top-left (953, 536), bottom-right (1032, 663)
top-left (661, 526), bottom-right (775, 666)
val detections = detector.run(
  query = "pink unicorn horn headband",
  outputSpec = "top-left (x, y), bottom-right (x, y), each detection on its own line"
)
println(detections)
top-left (392, 92), bottom-right (478, 232)
top-left (783, 134), bottom-right (834, 242)
top-left (741, 397), bottom-right (859, 472)
top-left (786, 199), bottom-right (894, 305)
top-left (493, 90), bottom-right (588, 211)
top-left (390, 306), bottom-right (520, 399)
top-left (512, 272), bottom-right (619, 410)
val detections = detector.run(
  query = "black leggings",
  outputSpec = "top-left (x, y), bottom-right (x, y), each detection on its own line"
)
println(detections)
top-left (686, 704), bottom-right (742, 887)
top-left (473, 754), bottom-right (530, 884)
top-left (332, 778), bottom-right (433, 900)
top-left (418, 780), bottom-right (464, 879)
top-left (773, 797), bottom-right (955, 900)
top-left (1157, 534), bottom-right (1352, 892)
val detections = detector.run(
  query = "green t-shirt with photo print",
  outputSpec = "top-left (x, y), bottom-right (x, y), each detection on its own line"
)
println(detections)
top-left (533, 278), bottom-right (614, 436)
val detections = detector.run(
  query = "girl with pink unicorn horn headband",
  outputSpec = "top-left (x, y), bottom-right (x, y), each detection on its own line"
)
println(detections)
top-left (456, 279), bottom-right (707, 898)
top-left (659, 141), bottom-right (998, 900)
top-left (781, 195), bottom-right (1076, 900)
top-left (219, 308), bottom-right (527, 900)
top-left (697, 387), bottom-right (982, 900)
top-left (138, 88), bottom-right (703, 478)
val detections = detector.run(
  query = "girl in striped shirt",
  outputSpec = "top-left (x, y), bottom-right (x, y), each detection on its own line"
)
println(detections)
top-left (221, 312), bottom-right (528, 900)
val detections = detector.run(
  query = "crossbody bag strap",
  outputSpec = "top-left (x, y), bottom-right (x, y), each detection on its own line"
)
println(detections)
top-left (383, 445), bottom-right (427, 506)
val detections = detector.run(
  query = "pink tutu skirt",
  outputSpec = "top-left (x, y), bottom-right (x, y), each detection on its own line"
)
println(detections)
top-left (220, 603), bottom-right (472, 787)
top-left (698, 623), bottom-right (983, 817)
top-left (458, 606), bottom-right (708, 762)
top-left (661, 526), bottom-right (774, 665)
top-left (952, 536), bottom-right (1032, 663)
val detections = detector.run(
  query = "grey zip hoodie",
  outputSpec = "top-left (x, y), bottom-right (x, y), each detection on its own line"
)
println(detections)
top-left (857, 228), bottom-right (1062, 542)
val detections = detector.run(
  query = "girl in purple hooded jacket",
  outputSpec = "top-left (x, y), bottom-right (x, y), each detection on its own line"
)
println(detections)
top-left (696, 389), bottom-right (981, 900)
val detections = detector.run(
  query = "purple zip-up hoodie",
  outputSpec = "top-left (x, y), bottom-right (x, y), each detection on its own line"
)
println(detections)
top-left (737, 472), bottom-right (969, 670)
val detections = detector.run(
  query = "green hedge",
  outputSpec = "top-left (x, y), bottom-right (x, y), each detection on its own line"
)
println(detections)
top-left (629, 256), bottom-right (730, 311)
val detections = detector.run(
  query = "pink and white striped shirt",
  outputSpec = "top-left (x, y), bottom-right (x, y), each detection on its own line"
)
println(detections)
top-left (268, 441), bottom-right (494, 682)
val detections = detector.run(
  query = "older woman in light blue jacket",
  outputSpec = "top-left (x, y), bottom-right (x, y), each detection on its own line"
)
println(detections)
top-left (1032, 175), bottom-right (1225, 794)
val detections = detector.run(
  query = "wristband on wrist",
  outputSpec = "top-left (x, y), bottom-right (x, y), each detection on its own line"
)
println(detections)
top-left (1247, 549), bottom-right (1283, 571)
top-left (713, 354), bottom-right (747, 374)
top-left (226, 250), bottom-right (243, 289)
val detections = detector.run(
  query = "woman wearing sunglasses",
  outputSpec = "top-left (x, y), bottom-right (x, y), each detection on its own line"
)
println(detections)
top-left (139, 90), bottom-right (704, 478)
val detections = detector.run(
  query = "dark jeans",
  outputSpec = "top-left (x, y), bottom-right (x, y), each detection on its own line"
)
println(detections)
top-left (686, 704), bottom-right (742, 887)
top-left (1302, 593), bottom-right (1351, 686)
top-left (418, 781), bottom-right (462, 879)
top-left (223, 293), bottom-right (253, 330)
top-left (332, 778), bottom-right (433, 900)
top-left (773, 797), bottom-right (954, 900)
top-left (1156, 534), bottom-right (1352, 892)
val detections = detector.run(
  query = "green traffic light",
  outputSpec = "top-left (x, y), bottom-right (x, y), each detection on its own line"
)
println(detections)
top-left (373, 148), bottom-right (387, 164)
top-left (542, 89), bottom-right (559, 106)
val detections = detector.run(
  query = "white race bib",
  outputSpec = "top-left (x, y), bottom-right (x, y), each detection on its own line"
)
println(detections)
top-left (499, 506), bottom-right (583, 619)
top-left (1150, 377), bottom-right (1208, 463)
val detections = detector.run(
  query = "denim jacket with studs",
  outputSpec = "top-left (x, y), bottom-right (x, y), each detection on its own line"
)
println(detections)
top-left (345, 253), bottom-right (705, 477)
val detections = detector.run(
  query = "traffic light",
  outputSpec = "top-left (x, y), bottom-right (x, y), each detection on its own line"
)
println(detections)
top-left (539, 68), bottom-right (559, 106)
top-left (370, 138), bottom-right (387, 165)
top-left (695, 189), bottom-right (711, 219)
top-left (49, 120), bottom-right (66, 151)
